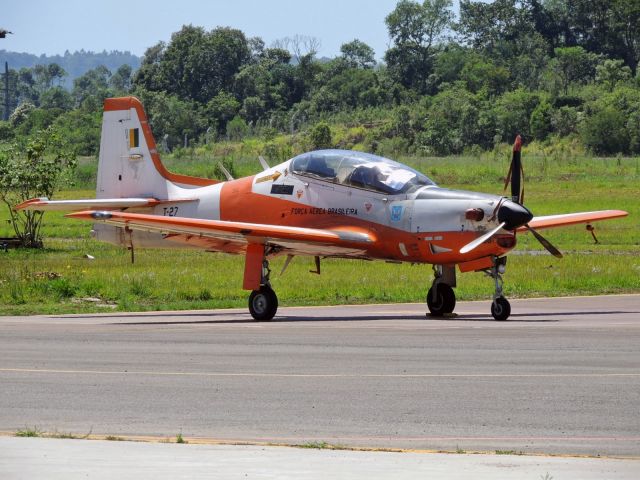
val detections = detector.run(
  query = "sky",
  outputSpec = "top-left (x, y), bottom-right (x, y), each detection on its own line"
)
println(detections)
top-left (2, 0), bottom-right (425, 60)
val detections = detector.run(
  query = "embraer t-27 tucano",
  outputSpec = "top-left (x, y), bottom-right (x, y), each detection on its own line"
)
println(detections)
top-left (17, 97), bottom-right (628, 320)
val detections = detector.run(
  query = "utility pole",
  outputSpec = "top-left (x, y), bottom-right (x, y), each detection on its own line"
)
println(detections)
top-left (3, 61), bottom-right (8, 121)
top-left (1, 29), bottom-right (12, 121)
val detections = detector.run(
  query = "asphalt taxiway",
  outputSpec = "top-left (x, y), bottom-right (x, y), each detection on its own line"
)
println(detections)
top-left (1, 294), bottom-right (639, 456)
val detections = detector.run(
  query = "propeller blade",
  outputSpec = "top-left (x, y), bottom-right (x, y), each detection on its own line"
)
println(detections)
top-left (511, 135), bottom-right (522, 204)
top-left (460, 222), bottom-right (506, 254)
top-left (525, 224), bottom-right (563, 258)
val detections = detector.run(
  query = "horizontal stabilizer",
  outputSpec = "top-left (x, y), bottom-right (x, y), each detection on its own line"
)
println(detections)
top-left (15, 197), bottom-right (194, 212)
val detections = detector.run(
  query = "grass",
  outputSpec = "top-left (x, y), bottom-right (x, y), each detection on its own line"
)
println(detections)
top-left (175, 432), bottom-right (187, 444)
top-left (495, 449), bottom-right (520, 455)
top-left (0, 153), bottom-right (638, 315)
top-left (14, 427), bottom-right (81, 439)
top-left (15, 426), bottom-right (41, 437)
top-left (298, 441), bottom-right (331, 449)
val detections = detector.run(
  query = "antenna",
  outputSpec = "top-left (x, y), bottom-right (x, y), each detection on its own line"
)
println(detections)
top-left (258, 155), bottom-right (270, 171)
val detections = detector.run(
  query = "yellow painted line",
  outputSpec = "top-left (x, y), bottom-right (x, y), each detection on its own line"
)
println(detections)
top-left (1, 368), bottom-right (639, 379)
top-left (0, 431), bottom-right (638, 460)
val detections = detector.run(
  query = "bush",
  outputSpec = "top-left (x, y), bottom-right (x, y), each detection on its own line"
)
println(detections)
top-left (530, 102), bottom-right (553, 141)
top-left (310, 122), bottom-right (332, 149)
top-left (226, 116), bottom-right (249, 141)
top-left (551, 106), bottom-right (579, 136)
top-left (581, 107), bottom-right (629, 154)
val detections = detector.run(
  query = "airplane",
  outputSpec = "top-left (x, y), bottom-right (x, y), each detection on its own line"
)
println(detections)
top-left (16, 96), bottom-right (628, 321)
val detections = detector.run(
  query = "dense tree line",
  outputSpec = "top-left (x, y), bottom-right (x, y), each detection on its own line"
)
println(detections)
top-left (0, 49), bottom-right (141, 89)
top-left (2, 0), bottom-right (640, 156)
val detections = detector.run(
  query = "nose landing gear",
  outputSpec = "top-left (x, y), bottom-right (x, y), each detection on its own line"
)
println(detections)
top-left (486, 256), bottom-right (511, 321)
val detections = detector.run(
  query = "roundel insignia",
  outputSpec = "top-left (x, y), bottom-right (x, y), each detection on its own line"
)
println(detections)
top-left (391, 205), bottom-right (403, 222)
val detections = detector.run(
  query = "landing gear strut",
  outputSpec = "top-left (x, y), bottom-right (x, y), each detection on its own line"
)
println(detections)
top-left (248, 259), bottom-right (278, 321)
top-left (487, 256), bottom-right (511, 321)
top-left (426, 265), bottom-right (456, 316)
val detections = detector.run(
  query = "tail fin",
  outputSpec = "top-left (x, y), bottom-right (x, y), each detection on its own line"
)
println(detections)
top-left (97, 97), bottom-right (217, 199)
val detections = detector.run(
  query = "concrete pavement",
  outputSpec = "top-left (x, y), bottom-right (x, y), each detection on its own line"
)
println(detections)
top-left (1, 436), bottom-right (639, 480)
top-left (1, 295), bottom-right (639, 457)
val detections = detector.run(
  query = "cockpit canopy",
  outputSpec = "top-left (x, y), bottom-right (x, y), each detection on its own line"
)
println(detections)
top-left (290, 150), bottom-right (435, 195)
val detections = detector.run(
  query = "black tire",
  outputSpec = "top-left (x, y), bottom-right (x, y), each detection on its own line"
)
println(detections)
top-left (491, 296), bottom-right (511, 321)
top-left (426, 283), bottom-right (456, 316)
top-left (248, 286), bottom-right (278, 321)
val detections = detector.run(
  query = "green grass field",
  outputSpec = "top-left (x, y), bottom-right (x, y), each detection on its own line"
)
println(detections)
top-left (0, 151), bottom-right (638, 315)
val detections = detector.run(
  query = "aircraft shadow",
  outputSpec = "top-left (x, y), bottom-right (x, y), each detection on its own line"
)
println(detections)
top-left (56, 310), bottom-right (634, 326)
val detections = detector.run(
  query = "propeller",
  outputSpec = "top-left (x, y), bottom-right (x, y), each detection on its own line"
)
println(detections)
top-left (460, 222), bottom-right (506, 254)
top-left (504, 135), bottom-right (524, 204)
top-left (524, 224), bottom-right (562, 258)
top-left (460, 135), bottom-right (563, 258)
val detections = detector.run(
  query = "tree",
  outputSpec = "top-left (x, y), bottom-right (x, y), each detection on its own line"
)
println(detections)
top-left (340, 39), bottom-right (376, 69)
top-left (530, 100), bottom-right (553, 140)
top-left (40, 87), bottom-right (74, 111)
top-left (205, 90), bottom-right (241, 134)
top-left (109, 64), bottom-right (133, 93)
top-left (596, 59), bottom-right (632, 92)
top-left (528, 0), bottom-right (640, 73)
top-left (32, 63), bottom-right (67, 93)
top-left (493, 88), bottom-right (541, 142)
top-left (459, 55), bottom-right (511, 95)
top-left (72, 65), bottom-right (112, 109)
top-left (0, 127), bottom-right (76, 247)
top-left (457, 0), bottom-right (534, 58)
top-left (384, 0), bottom-right (454, 92)
top-left (551, 46), bottom-right (600, 95)
top-left (272, 34), bottom-right (321, 62)
top-left (233, 47), bottom-right (304, 121)
top-left (418, 86), bottom-right (490, 154)
top-left (134, 88), bottom-right (208, 149)
top-left (581, 106), bottom-right (629, 154)
top-left (9, 102), bottom-right (35, 128)
top-left (136, 25), bottom-right (251, 104)
top-left (226, 115), bottom-right (249, 141)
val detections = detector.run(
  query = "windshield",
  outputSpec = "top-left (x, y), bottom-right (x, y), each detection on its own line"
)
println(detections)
top-left (290, 150), bottom-right (435, 194)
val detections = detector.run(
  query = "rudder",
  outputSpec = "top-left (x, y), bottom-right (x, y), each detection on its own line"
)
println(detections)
top-left (96, 97), bottom-right (216, 200)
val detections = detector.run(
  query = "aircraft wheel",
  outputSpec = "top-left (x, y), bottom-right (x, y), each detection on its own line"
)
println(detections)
top-left (491, 296), bottom-right (511, 321)
top-left (426, 284), bottom-right (456, 316)
top-left (249, 286), bottom-right (278, 321)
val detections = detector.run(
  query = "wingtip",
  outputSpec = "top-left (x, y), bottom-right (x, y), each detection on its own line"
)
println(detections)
top-left (14, 197), bottom-right (49, 211)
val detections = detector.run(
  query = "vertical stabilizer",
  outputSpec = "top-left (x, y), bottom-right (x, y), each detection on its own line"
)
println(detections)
top-left (96, 97), bottom-right (216, 199)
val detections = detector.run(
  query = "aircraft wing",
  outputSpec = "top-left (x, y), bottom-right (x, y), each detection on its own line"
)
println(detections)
top-left (66, 210), bottom-right (374, 256)
top-left (516, 210), bottom-right (628, 231)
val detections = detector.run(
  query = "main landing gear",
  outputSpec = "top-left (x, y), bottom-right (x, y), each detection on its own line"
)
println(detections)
top-left (426, 259), bottom-right (512, 321)
top-left (248, 259), bottom-right (278, 321)
top-left (487, 256), bottom-right (511, 321)
top-left (426, 265), bottom-right (456, 316)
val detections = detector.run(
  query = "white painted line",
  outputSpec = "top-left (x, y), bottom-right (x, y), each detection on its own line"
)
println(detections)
top-left (1, 368), bottom-right (639, 379)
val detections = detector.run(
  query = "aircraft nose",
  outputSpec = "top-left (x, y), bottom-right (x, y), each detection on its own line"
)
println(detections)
top-left (497, 200), bottom-right (533, 230)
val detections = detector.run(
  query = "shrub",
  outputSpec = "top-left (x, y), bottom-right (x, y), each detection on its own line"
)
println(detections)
top-left (310, 122), bottom-right (332, 150)
top-left (581, 107), bottom-right (629, 154)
